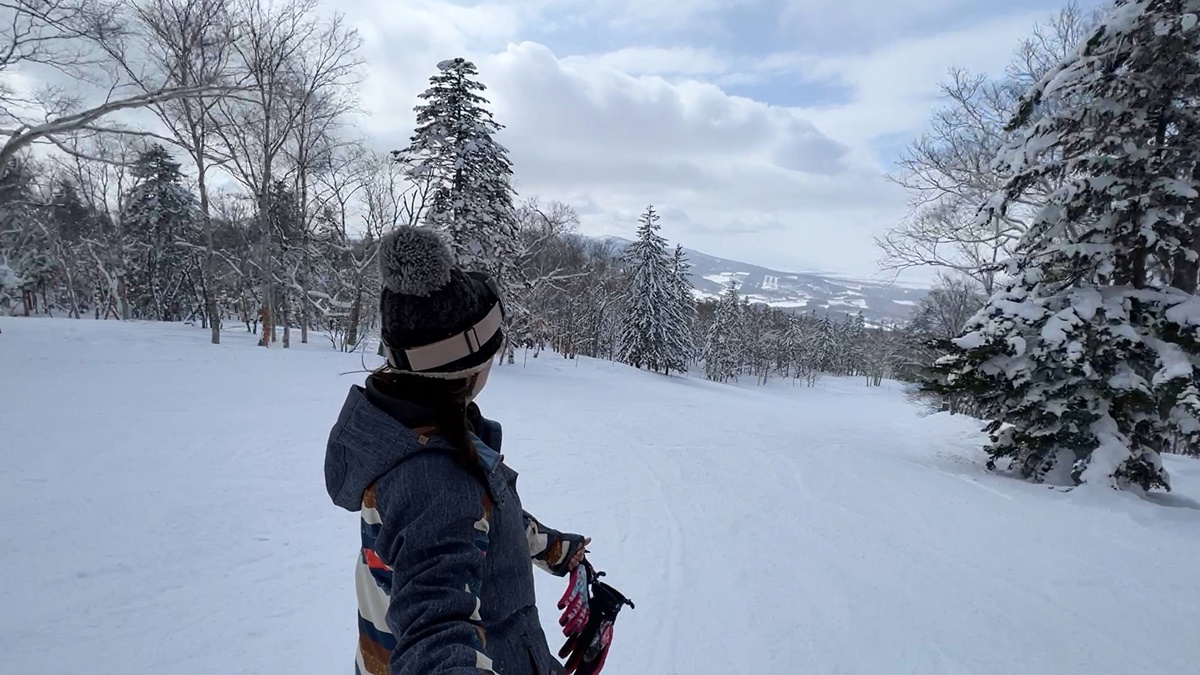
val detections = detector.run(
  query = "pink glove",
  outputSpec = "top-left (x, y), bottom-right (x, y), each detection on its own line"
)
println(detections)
top-left (557, 564), bottom-right (591, 635)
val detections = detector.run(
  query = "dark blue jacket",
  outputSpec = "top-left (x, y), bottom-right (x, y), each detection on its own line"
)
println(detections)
top-left (325, 383), bottom-right (578, 675)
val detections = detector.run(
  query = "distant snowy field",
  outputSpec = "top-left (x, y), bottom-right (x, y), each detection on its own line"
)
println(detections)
top-left (3, 318), bottom-right (1200, 674)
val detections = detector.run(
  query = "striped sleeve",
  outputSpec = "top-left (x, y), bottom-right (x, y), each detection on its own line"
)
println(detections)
top-left (372, 452), bottom-right (498, 675)
top-left (523, 511), bottom-right (586, 577)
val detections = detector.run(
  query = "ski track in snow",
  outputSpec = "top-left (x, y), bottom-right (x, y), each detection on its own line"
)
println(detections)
top-left (3, 318), bottom-right (1200, 674)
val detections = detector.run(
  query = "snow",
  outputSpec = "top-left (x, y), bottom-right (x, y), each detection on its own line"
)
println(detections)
top-left (0, 260), bottom-right (20, 288)
top-left (1083, 415), bottom-right (1135, 489)
top-left (4, 319), bottom-right (1200, 674)
top-left (1164, 295), bottom-right (1200, 326)
top-left (953, 330), bottom-right (986, 349)
top-left (1006, 335), bottom-right (1027, 357)
top-left (1071, 287), bottom-right (1103, 321)
top-left (830, 296), bottom-right (868, 309)
top-left (702, 272), bottom-right (747, 288)
top-left (1149, 337), bottom-right (1194, 385)
top-left (1040, 307), bottom-right (1080, 346)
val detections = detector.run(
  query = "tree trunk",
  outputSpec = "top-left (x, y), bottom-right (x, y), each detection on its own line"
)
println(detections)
top-left (282, 293), bottom-right (291, 348)
top-left (259, 306), bottom-right (271, 347)
top-left (1131, 249), bottom-right (1147, 290)
top-left (198, 166), bottom-right (219, 345)
top-left (1172, 174), bottom-right (1200, 293)
top-left (117, 274), bottom-right (130, 320)
top-left (347, 283), bottom-right (362, 352)
top-left (62, 263), bottom-right (80, 319)
top-left (299, 161), bottom-right (310, 345)
top-left (257, 140), bottom-right (274, 347)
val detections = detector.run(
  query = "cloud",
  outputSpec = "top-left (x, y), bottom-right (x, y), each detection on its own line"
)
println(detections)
top-left (769, 9), bottom-right (1056, 151)
top-left (563, 47), bottom-right (731, 77)
top-left (551, 0), bottom-right (760, 35)
top-left (340, 0), bottom-right (1063, 279)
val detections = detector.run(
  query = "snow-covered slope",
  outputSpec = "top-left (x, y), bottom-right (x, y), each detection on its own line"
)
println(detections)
top-left (2, 318), bottom-right (1199, 674)
top-left (596, 235), bottom-right (927, 324)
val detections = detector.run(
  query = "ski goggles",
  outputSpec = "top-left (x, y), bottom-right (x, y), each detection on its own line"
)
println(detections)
top-left (470, 271), bottom-right (507, 321)
top-left (383, 271), bottom-right (507, 373)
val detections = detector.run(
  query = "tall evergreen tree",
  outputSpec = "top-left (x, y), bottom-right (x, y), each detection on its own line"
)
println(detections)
top-left (704, 281), bottom-right (743, 382)
top-left (813, 314), bottom-right (837, 373)
top-left (931, 0), bottom-right (1200, 491)
top-left (842, 313), bottom-right (867, 376)
top-left (781, 315), bottom-right (805, 380)
top-left (398, 58), bottom-right (518, 281)
top-left (619, 205), bottom-right (674, 372)
top-left (123, 144), bottom-right (196, 321)
top-left (666, 244), bottom-right (696, 374)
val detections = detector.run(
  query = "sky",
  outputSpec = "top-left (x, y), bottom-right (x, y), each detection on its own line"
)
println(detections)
top-left (338, 1), bottom-right (1100, 282)
top-left (3, 0), bottom-right (1103, 284)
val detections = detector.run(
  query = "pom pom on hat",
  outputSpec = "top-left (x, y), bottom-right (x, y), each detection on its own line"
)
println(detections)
top-left (379, 226), bottom-right (454, 297)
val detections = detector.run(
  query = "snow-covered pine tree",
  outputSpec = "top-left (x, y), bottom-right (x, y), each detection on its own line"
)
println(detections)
top-left (932, 0), bottom-right (1200, 491)
top-left (842, 313), bottom-right (867, 376)
top-left (737, 295), bottom-right (753, 378)
top-left (743, 303), bottom-right (771, 384)
top-left (780, 314), bottom-right (806, 381)
top-left (398, 58), bottom-right (519, 282)
top-left (813, 314), bottom-right (837, 374)
top-left (799, 314), bottom-right (824, 385)
top-left (703, 281), bottom-right (743, 382)
top-left (666, 244), bottom-right (697, 373)
top-left (267, 180), bottom-right (304, 347)
top-left (122, 144), bottom-right (196, 321)
top-left (0, 258), bottom-right (21, 316)
top-left (618, 205), bottom-right (675, 372)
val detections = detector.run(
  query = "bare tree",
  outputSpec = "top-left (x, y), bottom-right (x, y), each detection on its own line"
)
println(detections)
top-left (0, 0), bottom-right (237, 171)
top-left (510, 197), bottom-right (585, 358)
top-left (281, 79), bottom-right (357, 344)
top-left (878, 3), bottom-right (1101, 292)
top-left (311, 146), bottom-right (407, 351)
top-left (896, 274), bottom-right (985, 412)
top-left (208, 0), bottom-right (359, 347)
top-left (53, 132), bottom-right (137, 319)
top-left (126, 0), bottom-right (238, 342)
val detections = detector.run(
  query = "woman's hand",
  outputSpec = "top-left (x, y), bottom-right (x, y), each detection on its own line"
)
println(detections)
top-left (568, 537), bottom-right (591, 571)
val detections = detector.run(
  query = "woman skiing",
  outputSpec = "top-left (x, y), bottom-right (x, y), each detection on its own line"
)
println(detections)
top-left (324, 226), bottom-right (591, 675)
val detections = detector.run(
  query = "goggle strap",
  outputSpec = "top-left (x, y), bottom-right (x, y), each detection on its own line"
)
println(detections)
top-left (385, 301), bottom-right (504, 372)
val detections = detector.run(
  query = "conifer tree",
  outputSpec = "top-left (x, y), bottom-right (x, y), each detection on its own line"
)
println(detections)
top-left (704, 281), bottom-right (743, 382)
top-left (781, 315), bottom-right (807, 381)
top-left (666, 244), bottom-right (697, 374)
top-left (932, 0), bottom-right (1200, 491)
top-left (813, 314), bottom-right (837, 374)
top-left (122, 144), bottom-right (196, 321)
top-left (619, 205), bottom-right (673, 372)
top-left (842, 313), bottom-right (867, 376)
top-left (398, 58), bottom-right (518, 280)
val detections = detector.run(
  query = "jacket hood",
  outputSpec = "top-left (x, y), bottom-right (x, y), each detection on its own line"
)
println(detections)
top-left (324, 385), bottom-right (429, 511)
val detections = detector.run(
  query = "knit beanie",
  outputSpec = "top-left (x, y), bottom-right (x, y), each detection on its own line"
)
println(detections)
top-left (378, 226), bottom-right (504, 378)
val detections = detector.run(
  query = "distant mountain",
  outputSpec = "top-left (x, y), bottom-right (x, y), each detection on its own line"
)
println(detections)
top-left (592, 235), bottom-right (927, 325)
